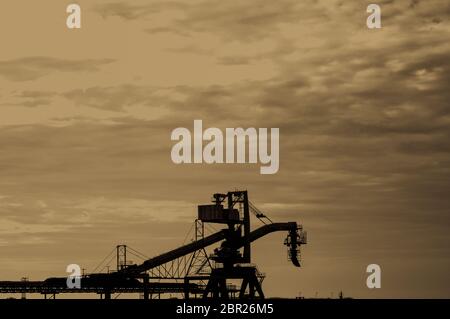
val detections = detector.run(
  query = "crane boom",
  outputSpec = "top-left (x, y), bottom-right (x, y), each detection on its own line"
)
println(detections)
top-left (121, 229), bottom-right (228, 275)
top-left (238, 222), bottom-right (298, 247)
top-left (238, 222), bottom-right (303, 267)
top-left (122, 222), bottom-right (303, 275)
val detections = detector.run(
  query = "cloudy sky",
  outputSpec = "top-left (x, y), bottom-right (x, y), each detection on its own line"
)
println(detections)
top-left (0, 0), bottom-right (449, 298)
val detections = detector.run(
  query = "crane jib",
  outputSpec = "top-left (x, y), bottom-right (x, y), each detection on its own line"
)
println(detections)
top-left (122, 222), bottom-right (302, 274)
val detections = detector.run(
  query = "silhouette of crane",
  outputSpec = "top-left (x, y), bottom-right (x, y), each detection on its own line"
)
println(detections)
top-left (0, 190), bottom-right (307, 299)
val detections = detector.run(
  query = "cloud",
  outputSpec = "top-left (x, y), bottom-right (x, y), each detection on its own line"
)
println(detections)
top-left (0, 0), bottom-right (449, 297)
top-left (94, 2), bottom-right (187, 20)
top-left (63, 85), bottom-right (157, 111)
top-left (96, 0), bottom-right (319, 42)
top-left (0, 57), bottom-right (115, 81)
top-left (0, 90), bottom-right (57, 108)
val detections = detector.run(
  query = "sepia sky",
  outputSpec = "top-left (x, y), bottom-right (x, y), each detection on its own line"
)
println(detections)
top-left (0, 0), bottom-right (449, 298)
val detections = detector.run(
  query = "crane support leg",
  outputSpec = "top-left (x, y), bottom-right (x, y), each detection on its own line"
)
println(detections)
top-left (203, 266), bottom-right (264, 299)
top-left (143, 275), bottom-right (149, 300)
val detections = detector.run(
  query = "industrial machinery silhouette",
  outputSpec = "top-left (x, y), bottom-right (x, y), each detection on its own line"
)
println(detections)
top-left (0, 191), bottom-right (307, 299)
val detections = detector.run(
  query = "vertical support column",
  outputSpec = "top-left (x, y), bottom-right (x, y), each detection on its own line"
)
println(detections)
top-left (239, 278), bottom-right (248, 298)
top-left (21, 277), bottom-right (28, 300)
top-left (184, 277), bottom-right (190, 299)
top-left (227, 192), bottom-right (233, 229)
top-left (116, 245), bottom-right (127, 271)
top-left (143, 274), bottom-right (149, 300)
top-left (249, 282), bottom-right (255, 298)
top-left (243, 191), bottom-right (251, 263)
top-left (219, 278), bottom-right (228, 299)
